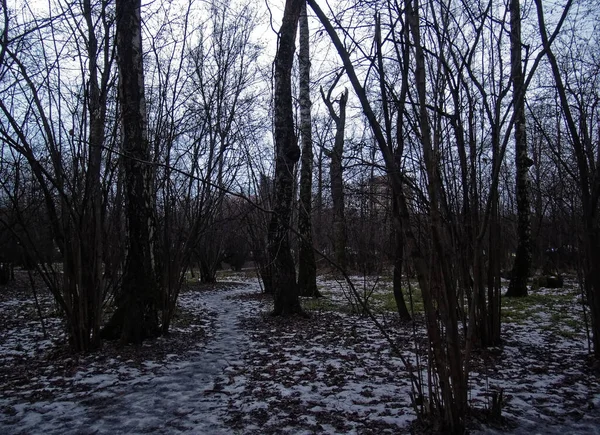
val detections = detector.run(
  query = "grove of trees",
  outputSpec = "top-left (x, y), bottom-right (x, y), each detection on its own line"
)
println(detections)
top-left (0, 0), bottom-right (598, 432)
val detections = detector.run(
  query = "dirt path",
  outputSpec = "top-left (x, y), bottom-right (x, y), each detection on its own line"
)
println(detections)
top-left (0, 283), bottom-right (260, 435)
top-left (3, 274), bottom-right (600, 434)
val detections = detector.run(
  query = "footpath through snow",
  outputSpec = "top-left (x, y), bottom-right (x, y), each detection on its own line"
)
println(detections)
top-left (0, 282), bottom-right (260, 434)
top-left (2, 274), bottom-right (600, 434)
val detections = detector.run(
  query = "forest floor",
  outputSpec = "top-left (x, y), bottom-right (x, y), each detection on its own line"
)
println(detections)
top-left (0, 269), bottom-right (599, 434)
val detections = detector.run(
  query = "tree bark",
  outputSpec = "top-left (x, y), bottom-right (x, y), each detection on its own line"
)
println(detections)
top-left (377, 13), bottom-right (410, 321)
top-left (405, 0), bottom-right (466, 429)
top-left (297, 3), bottom-right (320, 298)
top-left (320, 86), bottom-right (348, 270)
top-left (392, 202), bottom-right (411, 321)
top-left (269, 0), bottom-right (305, 316)
top-left (79, 0), bottom-right (106, 351)
top-left (506, 0), bottom-right (532, 297)
top-left (106, 0), bottom-right (160, 343)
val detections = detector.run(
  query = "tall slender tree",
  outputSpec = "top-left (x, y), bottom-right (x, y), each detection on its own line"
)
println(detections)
top-left (269, 0), bottom-right (305, 315)
top-left (376, 12), bottom-right (410, 321)
top-left (105, 0), bottom-right (161, 342)
top-left (297, 2), bottom-right (319, 297)
top-left (506, 0), bottom-right (532, 297)
top-left (308, 0), bottom-right (468, 430)
top-left (320, 82), bottom-right (348, 271)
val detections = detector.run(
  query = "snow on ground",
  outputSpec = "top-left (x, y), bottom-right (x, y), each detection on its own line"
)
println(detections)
top-left (223, 308), bottom-right (417, 434)
top-left (1, 271), bottom-right (600, 434)
top-left (469, 281), bottom-right (600, 434)
top-left (0, 274), bottom-right (262, 434)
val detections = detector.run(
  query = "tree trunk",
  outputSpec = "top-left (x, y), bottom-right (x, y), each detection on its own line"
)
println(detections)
top-left (79, 0), bottom-right (106, 351)
top-left (377, 13), bottom-right (410, 321)
top-left (405, 0), bottom-right (466, 430)
top-left (506, 0), bottom-right (531, 297)
top-left (269, 0), bottom-right (304, 316)
top-left (106, 0), bottom-right (160, 343)
top-left (315, 146), bottom-right (324, 252)
top-left (392, 202), bottom-right (411, 321)
top-left (321, 86), bottom-right (348, 270)
top-left (297, 3), bottom-right (320, 298)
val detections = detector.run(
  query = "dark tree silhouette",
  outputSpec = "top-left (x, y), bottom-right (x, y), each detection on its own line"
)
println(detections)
top-left (297, 3), bottom-right (320, 298)
top-left (268, 0), bottom-right (305, 316)
top-left (104, 0), bottom-right (161, 343)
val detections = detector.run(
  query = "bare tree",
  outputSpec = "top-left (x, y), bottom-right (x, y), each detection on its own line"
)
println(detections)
top-left (376, 11), bottom-right (411, 321)
top-left (143, 0), bottom-right (195, 331)
top-left (320, 78), bottom-right (348, 271)
top-left (0, 0), bottom-right (118, 351)
top-left (269, 0), bottom-right (304, 316)
top-left (308, 0), bottom-right (468, 428)
top-left (297, 2), bottom-right (319, 297)
top-left (105, 0), bottom-right (160, 343)
top-left (534, 0), bottom-right (600, 356)
top-left (506, 0), bottom-right (532, 297)
top-left (306, 0), bottom-right (545, 429)
top-left (186, 3), bottom-right (260, 283)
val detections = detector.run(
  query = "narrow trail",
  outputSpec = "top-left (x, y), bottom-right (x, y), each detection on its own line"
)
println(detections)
top-left (3, 276), bottom-right (600, 434)
top-left (3, 283), bottom-right (260, 435)
top-left (84, 284), bottom-right (255, 434)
